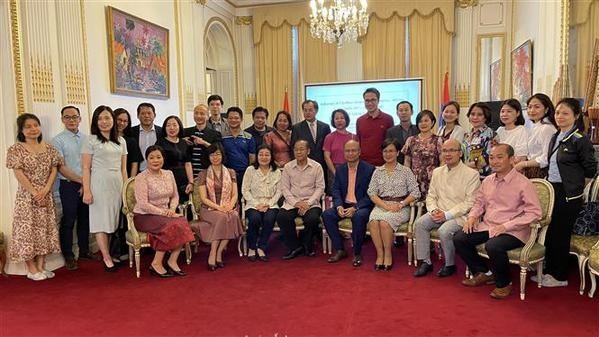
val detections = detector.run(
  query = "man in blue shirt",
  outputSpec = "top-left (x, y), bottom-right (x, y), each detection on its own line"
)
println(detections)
top-left (221, 107), bottom-right (256, 197)
top-left (52, 106), bottom-right (95, 270)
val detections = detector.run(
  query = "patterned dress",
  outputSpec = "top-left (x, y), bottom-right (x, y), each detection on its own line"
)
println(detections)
top-left (367, 164), bottom-right (420, 230)
top-left (463, 126), bottom-right (496, 178)
top-left (402, 134), bottom-right (441, 199)
top-left (6, 143), bottom-right (63, 262)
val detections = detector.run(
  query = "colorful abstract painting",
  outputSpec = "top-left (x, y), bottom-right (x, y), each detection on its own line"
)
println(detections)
top-left (106, 7), bottom-right (169, 98)
top-left (511, 40), bottom-right (532, 105)
top-left (489, 59), bottom-right (501, 101)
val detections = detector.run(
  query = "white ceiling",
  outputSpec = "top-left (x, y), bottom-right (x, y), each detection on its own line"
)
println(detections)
top-left (226, 0), bottom-right (304, 8)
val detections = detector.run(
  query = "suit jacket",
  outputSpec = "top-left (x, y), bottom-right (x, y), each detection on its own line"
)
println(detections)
top-left (290, 120), bottom-right (331, 165)
top-left (332, 160), bottom-right (375, 210)
top-left (385, 124), bottom-right (419, 164)
top-left (130, 124), bottom-right (163, 143)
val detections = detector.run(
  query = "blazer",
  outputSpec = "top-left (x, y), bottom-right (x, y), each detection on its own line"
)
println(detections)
top-left (331, 160), bottom-right (375, 211)
top-left (130, 124), bottom-right (163, 143)
top-left (290, 120), bottom-right (331, 164)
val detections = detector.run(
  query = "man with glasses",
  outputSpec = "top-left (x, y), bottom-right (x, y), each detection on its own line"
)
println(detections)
top-left (413, 139), bottom-right (480, 278)
top-left (355, 88), bottom-right (394, 166)
top-left (52, 106), bottom-right (96, 270)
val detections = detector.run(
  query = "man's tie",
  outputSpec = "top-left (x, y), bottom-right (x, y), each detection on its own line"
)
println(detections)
top-left (309, 121), bottom-right (317, 142)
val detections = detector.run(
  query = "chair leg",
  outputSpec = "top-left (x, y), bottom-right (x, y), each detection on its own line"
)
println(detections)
top-left (128, 246), bottom-right (134, 268)
top-left (578, 256), bottom-right (587, 295)
top-left (589, 272), bottom-right (597, 298)
top-left (321, 230), bottom-right (327, 254)
top-left (536, 262), bottom-right (543, 288)
top-left (407, 237), bottom-right (413, 266)
top-left (237, 235), bottom-right (244, 257)
top-left (520, 266), bottom-right (527, 300)
top-left (135, 249), bottom-right (141, 278)
top-left (185, 243), bottom-right (191, 265)
top-left (194, 237), bottom-right (200, 254)
top-left (409, 239), bottom-right (415, 267)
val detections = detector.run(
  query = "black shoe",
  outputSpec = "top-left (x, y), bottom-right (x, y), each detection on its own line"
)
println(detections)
top-left (282, 246), bottom-right (304, 260)
top-left (304, 245), bottom-right (316, 257)
top-left (103, 260), bottom-right (118, 273)
top-left (327, 250), bottom-right (347, 263)
top-left (437, 265), bottom-right (457, 277)
top-left (384, 264), bottom-right (393, 271)
top-left (78, 252), bottom-right (101, 261)
top-left (207, 263), bottom-right (217, 271)
top-left (352, 255), bottom-right (363, 267)
top-left (64, 257), bottom-right (79, 271)
top-left (414, 262), bottom-right (433, 277)
top-left (248, 255), bottom-right (257, 262)
top-left (166, 266), bottom-right (187, 277)
top-left (258, 255), bottom-right (269, 262)
top-left (149, 265), bottom-right (173, 278)
top-left (374, 264), bottom-right (384, 271)
top-left (216, 261), bottom-right (225, 268)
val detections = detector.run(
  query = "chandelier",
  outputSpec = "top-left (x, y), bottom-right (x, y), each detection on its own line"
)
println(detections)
top-left (309, 0), bottom-right (369, 47)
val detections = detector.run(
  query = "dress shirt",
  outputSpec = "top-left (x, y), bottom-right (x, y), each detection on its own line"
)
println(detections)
top-left (345, 165), bottom-right (357, 204)
top-left (496, 125), bottom-right (529, 158)
top-left (208, 117), bottom-right (230, 135)
top-left (139, 126), bottom-right (158, 171)
top-left (426, 161), bottom-right (480, 226)
top-left (527, 120), bottom-right (557, 168)
top-left (52, 129), bottom-right (85, 179)
top-left (241, 166), bottom-right (282, 210)
top-left (468, 168), bottom-right (542, 243)
top-left (280, 158), bottom-right (325, 210)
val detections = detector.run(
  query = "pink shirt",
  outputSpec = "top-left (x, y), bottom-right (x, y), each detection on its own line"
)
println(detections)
top-left (133, 169), bottom-right (178, 215)
top-left (280, 158), bottom-right (325, 210)
top-left (323, 131), bottom-right (357, 165)
top-left (468, 168), bottom-right (541, 243)
top-left (345, 165), bottom-right (357, 204)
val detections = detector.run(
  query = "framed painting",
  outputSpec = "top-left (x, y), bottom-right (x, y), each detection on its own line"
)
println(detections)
top-left (511, 40), bottom-right (533, 105)
top-left (489, 59), bottom-right (501, 101)
top-left (106, 6), bottom-right (169, 98)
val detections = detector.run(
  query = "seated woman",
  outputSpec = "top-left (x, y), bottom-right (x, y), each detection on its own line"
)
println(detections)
top-left (368, 139), bottom-right (420, 271)
top-left (263, 111), bottom-right (293, 168)
top-left (241, 145), bottom-right (281, 262)
top-left (495, 98), bottom-right (528, 163)
top-left (133, 145), bottom-right (195, 277)
top-left (463, 102), bottom-right (495, 178)
top-left (194, 143), bottom-right (243, 271)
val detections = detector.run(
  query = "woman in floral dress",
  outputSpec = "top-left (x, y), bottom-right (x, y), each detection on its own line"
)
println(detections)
top-left (6, 113), bottom-right (63, 281)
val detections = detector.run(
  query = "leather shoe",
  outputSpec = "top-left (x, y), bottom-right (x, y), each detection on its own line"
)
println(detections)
top-left (327, 250), bottom-right (347, 263)
top-left (166, 266), bottom-right (187, 277)
top-left (248, 254), bottom-right (257, 262)
top-left (305, 246), bottom-right (316, 257)
top-left (490, 284), bottom-right (512, 299)
top-left (258, 254), bottom-right (269, 262)
top-left (383, 264), bottom-right (393, 271)
top-left (374, 264), bottom-right (384, 271)
top-left (65, 257), bottom-right (78, 271)
top-left (437, 265), bottom-right (457, 277)
top-left (149, 265), bottom-right (173, 278)
top-left (216, 261), bottom-right (225, 268)
top-left (79, 252), bottom-right (102, 261)
top-left (282, 246), bottom-right (304, 260)
top-left (413, 262), bottom-right (433, 277)
top-left (462, 272), bottom-right (495, 287)
top-left (352, 255), bottom-right (363, 267)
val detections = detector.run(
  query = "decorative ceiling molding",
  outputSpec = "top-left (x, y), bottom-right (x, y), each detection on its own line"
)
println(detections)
top-left (235, 16), bottom-right (253, 25)
top-left (455, 0), bottom-right (479, 9)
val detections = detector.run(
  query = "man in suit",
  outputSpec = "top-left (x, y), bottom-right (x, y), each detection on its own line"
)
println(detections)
top-left (131, 102), bottom-right (162, 171)
top-left (291, 99), bottom-right (331, 189)
top-left (322, 140), bottom-right (375, 267)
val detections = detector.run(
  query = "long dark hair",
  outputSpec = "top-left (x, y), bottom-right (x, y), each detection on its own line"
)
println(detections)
top-left (500, 98), bottom-right (525, 126)
top-left (252, 144), bottom-right (277, 171)
top-left (113, 108), bottom-right (133, 137)
top-left (556, 97), bottom-right (586, 133)
top-left (273, 110), bottom-right (292, 130)
top-left (441, 101), bottom-right (461, 126)
top-left (160, 115), bottom-right (184, 139)
top-left (527, 93), bottom-right (556, 127)
top-left (16, 113), bottom-right (42, 143)
top-left (91, 105), bottom-right (120, 144)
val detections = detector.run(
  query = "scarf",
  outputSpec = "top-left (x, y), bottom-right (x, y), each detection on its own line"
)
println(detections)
top-left (206, 165), bottom-right (232, 210)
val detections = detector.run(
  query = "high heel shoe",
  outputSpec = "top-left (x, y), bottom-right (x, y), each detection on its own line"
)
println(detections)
top-left (374, 264), bottom-right (384, 271)
top-left (166, 266), bottom-right (187, 277)
top-left (216, 260), bottom-right (225, 268)
top-left (104, 261), bottom-right (118, 273)
top-left (207, 263), bottom-right (217, 271)
top-left (149, 265), bottom-right (173, 278)
top-left (384, 264), bottom-right (393, 271)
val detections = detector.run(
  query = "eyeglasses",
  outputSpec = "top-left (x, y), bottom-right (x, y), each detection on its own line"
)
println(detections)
top-left (209, 152), bottom-right (222, 157)
top-left (62, 115), bottom-right (80, 121)
top-left (441, 149), bottom-right (461, 153)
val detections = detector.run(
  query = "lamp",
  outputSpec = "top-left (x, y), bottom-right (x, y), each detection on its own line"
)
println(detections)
top-left (309, 0), bottom-right (369, 47)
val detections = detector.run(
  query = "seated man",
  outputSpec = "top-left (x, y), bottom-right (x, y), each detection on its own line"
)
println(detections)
top-left (323, 140), bottom-right (375, 267)
top-left (277, 140), bottom-right (325, 260)
top-left (414, 139), bottom-right (480, 277)
top-left (454, 144), bottom-right (541, 299)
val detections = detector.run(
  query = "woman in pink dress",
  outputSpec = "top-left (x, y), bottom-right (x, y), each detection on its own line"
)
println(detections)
top-left (323, 108), bottom-right (357, 186)
top-left (133, 145), bottom-right (195, 277)
top-left (263, 111), bottom-right (293, 168)
top-left (6, 113), bottom-right (62, 281)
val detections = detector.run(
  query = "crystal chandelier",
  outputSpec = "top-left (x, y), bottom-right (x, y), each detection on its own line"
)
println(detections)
top-left (309, 0), bottom-right (369, 47)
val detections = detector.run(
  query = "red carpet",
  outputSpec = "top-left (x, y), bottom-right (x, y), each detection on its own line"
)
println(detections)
top-left (1, 241), bottom-right (598, 337)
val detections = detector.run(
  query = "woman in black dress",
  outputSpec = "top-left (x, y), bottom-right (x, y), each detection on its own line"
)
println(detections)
top-left (156, 115), bottom-right (194, 202)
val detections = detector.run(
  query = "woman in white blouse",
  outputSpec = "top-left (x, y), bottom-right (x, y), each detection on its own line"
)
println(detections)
top-left (514, 93), bottom-right (557, 178)
top-left (495, 98), bottom-right (528, 163)
top-left (437, 101), bottom-right (466, 144)
top-left (241, 145), bottom-right (281, 261)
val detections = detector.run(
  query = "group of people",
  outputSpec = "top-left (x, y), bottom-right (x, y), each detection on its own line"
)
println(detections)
top-left (6, 89), bottom-right (597, 299)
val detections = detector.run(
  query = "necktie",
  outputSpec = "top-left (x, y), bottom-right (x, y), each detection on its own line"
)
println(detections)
top-left (309, 122), bottom-right (317, 142)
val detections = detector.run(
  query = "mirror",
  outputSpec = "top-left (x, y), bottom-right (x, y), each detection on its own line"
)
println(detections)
top-left (476, 34), bottom-right (505, 102)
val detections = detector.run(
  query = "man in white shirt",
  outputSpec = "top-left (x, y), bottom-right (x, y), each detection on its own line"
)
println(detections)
top-left (413, 139), bottom-right (481, 277)
top-left (131, 102), bottom-right (162, 171)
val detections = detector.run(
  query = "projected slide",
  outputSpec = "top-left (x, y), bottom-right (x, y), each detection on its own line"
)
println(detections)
top-left (305, 79), bottom-right (422, 133)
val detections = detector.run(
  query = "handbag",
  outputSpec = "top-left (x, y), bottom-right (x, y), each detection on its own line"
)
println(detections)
top-left (573, 201), bottom-right (599, 236)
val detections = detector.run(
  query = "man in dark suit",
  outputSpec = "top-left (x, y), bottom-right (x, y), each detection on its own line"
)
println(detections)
top-left (130, 102), bottom-right (162, 171)
top-left (291, 99), bottom-right (331, 189)
top-left (385, 101), bottom-right (419, 164)
top-left (322, 140), bottom-right (375, 267)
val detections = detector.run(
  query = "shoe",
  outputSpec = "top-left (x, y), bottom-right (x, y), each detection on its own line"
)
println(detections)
top-left (207, 263), bottom-right (218, 271)
top-left (374, 264), bottom-right (384, 271)
top-left (461, 272), bottom-right (495, 287)
top-left (149, 265), bottom-right (173, 278)
top-left (166, 266), bottom-right (187, 277)
top-left (327, 250), bottom-right (348, 263)
top-left (78, 252), bottom-right (101, 261)
top-left (282, 246), bottom-right (304, 260)
top-left (216, 261), bottom-right (225, 268)
top-left (490, 284), bottom-right (512, 299)
top-left (305, 246), bottom-right (316, 257)
top-left (383, 264), bottom-right (393, 271)
top-left (414, 262), bottom-right (433, 277)
top-left (42, 269), bottom-right (55, 279)
top-left (437, 265), bottom-right (457, 277)
top-left (541, 274), bottom-right (568, 287)
top-left (103, 260), bottom-right (118, 273)
top-left (258, 255), bottom-right (269, 262)
top-left (248, 254), bottom-right (257, 262)
top-left (64, 257), bottom-right (79, 271)
top-left (27, 272), bottom-right (47, 281)
top-left (352, 255), bottom-right (363, 267)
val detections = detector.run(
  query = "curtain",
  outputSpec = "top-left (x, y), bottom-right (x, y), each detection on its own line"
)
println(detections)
top-left (255, 23), bottom-right (293, 123)
top-left (361, 14), bottom-right (407, 80)
top-left (297, 19), bottom-right (337, 114)
top-left (573, 0), bottom-right (599, 97)
top-left (409, 10), bottom-right (452, 114)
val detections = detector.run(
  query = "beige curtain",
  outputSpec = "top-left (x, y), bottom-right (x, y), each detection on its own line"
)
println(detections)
top-left (297, 20), bottom-right (337, 113)
top-left (573, 0), bottom-right (599, 97)
top-left (255, 23), bottom-right (293, 123)
top-left (361, 14), bottom-right (407, 80)
top-left (409, 10), bottom-right (452, 114)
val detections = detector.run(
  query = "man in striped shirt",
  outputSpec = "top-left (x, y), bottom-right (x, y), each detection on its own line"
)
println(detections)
top-left (184, 104), bottom-right (222, 177)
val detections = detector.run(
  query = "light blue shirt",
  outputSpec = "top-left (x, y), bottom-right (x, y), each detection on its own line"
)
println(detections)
top-left (548, 131), bottom-right (567, 183)
top-left (52, 129), bottom-right (85, 179)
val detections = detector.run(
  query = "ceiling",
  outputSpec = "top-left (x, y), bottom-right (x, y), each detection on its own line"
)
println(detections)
top-left (225, 0), bottom-right (304, 8)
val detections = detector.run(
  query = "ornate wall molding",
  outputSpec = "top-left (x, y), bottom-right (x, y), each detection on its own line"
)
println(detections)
top-left (455, 84), bottom-right (470, 108)
top-left (456, 0), bottom-right (479, 9)
top-left (194, 0), bottom-right (207, 5)
top-left (235, 16), bottom-right (252, 25)
top-left (65, 64), bottom-right (86, 104)
top-left (9, 0), bottom-right (25, 114)
top-left (31, 56), bottom-right (54, 103)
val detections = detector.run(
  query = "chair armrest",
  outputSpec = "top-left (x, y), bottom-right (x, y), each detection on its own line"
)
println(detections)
top-left (125, 212), bottom-right (141, 246)
top-left (519, 222), bottom-right (540, 266)
top-left (407, 201), bottom-right (423, 234)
